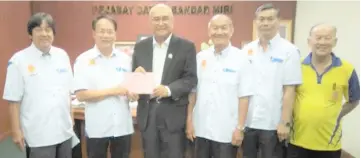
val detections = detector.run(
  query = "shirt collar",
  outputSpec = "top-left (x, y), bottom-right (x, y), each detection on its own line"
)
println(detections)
top-left (153, 33), bottom-right (172, 47)
top-left (302, 52), bottom-right (342, 67)
top-left (30, 43), bottom-right (53, 57)
top-left (256, 33), bottom-right (281, 48)
top-left (211, 43), bottom-right (232, 57)
top-left (92, 44), bottom-right (117, 58)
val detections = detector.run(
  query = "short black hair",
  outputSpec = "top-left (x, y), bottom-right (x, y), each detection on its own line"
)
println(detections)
top-left (27, 12), bottom-right (55, 36)
top-left (92, 14), bottom-right (117, 31)
top-left (255, 3), bottom-right (280, 18)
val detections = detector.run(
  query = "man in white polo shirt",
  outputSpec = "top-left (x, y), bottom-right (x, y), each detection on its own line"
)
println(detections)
top-left (3, 12), bottom-right (74, 158)
top-left (241, 3), bottom-right (302, 158)
top-left (186, 14), bottom-right (253, 158)
top-left (73, 15), bottom-right (136, 158)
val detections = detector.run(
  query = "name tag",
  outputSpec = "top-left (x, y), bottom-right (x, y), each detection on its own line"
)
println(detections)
top-left (271, 57), bottom-right (284, 63)
top-left (223, 68), bottom-right (236, 73)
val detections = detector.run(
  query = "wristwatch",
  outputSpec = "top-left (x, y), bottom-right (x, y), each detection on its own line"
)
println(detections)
top-left (236, 125), bottom-right (245, 132)
top-left (281, 121), bottom-right (291, 127)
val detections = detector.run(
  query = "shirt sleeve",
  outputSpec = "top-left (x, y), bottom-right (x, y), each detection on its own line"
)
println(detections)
top-left (73, 58), bottom-right (92, 92)
top-left (283, 48), bottom-right (302, 85)
top-left (3, 56), bottom-right (24, 102)
top-left (191, 53), bottom-right (202, 93)
top-left (238, 56), bottom-right (254, 97)
top-left (346, 69), bottom-right (360, 103)
top-left (63, 51), bottom-right (74, 94)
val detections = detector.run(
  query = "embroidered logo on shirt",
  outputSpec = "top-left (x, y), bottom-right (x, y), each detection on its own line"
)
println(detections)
top-left (8, 61), bottom-right (13, 67)
top-left (28, 64), bottom-right (35, 73)
top-left (116, 67), bottom-right (127, 72)
top-left (270, 57), bottom-right (284, 63)
top-left (56, 68), bottom-right (68, 73)
top-left (201, 60), bottom-right (207, 69)
top-left (223, 68), bottom-right (236, 73)
top-left (89, 59), bottom-right (96, 65)
top-left (248, 49), bottom-right (253, 55)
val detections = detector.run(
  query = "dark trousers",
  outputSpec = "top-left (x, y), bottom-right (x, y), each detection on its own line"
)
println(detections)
top-left (287, 143), bottom-right (341, 158)
top-left (242, 128), bottom-right (284, 158)
top-left (86, 135), bottom-right (131, 158)
top-left (29, 138), bottom-right (72, 158)
top-left (195, 137), bottom-right (238, 158)
top-left (140, 101), bottom-right (186, 158)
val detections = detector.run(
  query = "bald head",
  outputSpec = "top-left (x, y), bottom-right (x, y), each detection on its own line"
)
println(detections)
top-left (149, 3), bottom-right (173, 18)
top-left (208, 14), bottom-right (234, 48)
top-left (309, 23), bottom-right (337, 37)
top-left (308, 23), bottom-right (338, 57)
top-left (208, 14), bottom-right (233, 28)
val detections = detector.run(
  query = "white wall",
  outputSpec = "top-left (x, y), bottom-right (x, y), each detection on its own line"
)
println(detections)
top-left (294, 1), bottom-right (360, 157)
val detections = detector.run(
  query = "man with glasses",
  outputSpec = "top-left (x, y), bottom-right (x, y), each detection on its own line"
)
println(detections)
top-left (132, 3), bottom-right (197, 158)
top-left (73, 15), bottom-right (137, 158)
top-left (3, 12), bottom-right (74, 158)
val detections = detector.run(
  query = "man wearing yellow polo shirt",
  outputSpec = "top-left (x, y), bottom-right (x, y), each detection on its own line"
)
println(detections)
top-left (288, 24), bottom-right (360, 158)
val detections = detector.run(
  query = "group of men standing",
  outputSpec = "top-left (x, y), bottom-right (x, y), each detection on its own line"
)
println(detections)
top-left (3, 2), bottom-right (359, 158)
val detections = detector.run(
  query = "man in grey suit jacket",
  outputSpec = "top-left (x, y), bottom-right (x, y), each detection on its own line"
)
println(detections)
top-left (131, 3), bottom-right (197, 158)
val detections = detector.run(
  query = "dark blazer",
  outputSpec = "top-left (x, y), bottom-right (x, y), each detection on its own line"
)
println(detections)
top-left (132, 34), bottom-right (197, 132)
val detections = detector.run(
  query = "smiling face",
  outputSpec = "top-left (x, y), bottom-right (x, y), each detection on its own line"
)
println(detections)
top-left (208, 15), bottom-right (234, 47)
top-left (308, 24), bottom-right (337, 57)
top-left (30, 20), bottom-right (54, 51)
top-left (92, 18), bottom-right (117, 50)
top-left (149, 4), bottom-right (174, 39)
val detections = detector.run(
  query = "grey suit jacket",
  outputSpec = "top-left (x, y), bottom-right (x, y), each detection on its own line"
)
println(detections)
top-left (132, 35), bottom-right (197, 132)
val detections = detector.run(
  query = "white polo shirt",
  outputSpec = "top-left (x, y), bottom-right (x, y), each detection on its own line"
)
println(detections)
top-left (243, 34), bottom-right (302, 130)
top-left (193, 44), bottom-right (254, 143)
top-left (73, 45), bottom-right (134, 138)
top-left (3, 43), bottom-right (74, 147)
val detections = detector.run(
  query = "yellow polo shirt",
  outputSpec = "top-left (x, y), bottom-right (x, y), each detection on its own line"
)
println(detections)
top-left (290, 53), bottom-right (360, 151)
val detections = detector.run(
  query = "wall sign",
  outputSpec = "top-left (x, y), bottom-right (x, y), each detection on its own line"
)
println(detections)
top-left (92, 5), bottom-right (233, 15)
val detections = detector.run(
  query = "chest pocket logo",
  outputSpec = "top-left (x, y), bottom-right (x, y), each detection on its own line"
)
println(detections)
top-left (27, 64), bottom-right (37, 76)
top-left (115, 67), bottom-right (127, 72)
top-left (56, 68), bottom-right (68, 73)
top-left (223, 68), bottom-right (236, 73)
top-left (270, 57), bottom-right (284, 63)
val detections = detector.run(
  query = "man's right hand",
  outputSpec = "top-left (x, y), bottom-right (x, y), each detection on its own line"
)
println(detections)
top-left (112, 86), bottom-right (128, 96)
top-left (134, 66), bottom-right (146, 73)
top-left (12, 130), bottom-right (25, 152)
top-left (186, 119), bottom-right (196, 142)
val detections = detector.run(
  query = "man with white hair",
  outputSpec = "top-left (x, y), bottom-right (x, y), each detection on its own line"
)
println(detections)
top-left (132, 3), bottom-right (197, 158)
top-left (186, 14), bottom-right (253, 158)
top-left (288, 23), bottom-right (360, 158)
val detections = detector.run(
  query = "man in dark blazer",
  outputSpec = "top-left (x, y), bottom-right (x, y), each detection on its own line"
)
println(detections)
top-left (130, 3), bottom-right (197, 158)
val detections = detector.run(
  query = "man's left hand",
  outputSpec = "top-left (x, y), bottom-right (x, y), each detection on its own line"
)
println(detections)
top-left (231, 129), bottom-right (244, 146)
top-left (277, 123), bottom-right (290, 142)
top-left (153, 85), bottom-right (169, 97)
top-left (127, 92), bottom-right (139, 102)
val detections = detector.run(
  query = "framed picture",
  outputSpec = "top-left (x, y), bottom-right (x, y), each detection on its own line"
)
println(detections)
top-left (252, 20), bottom-right (293, 41)
top-left (137, 34), bottom-right (152, 42)
top-left (114, 41), bottom-right (136, 56)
